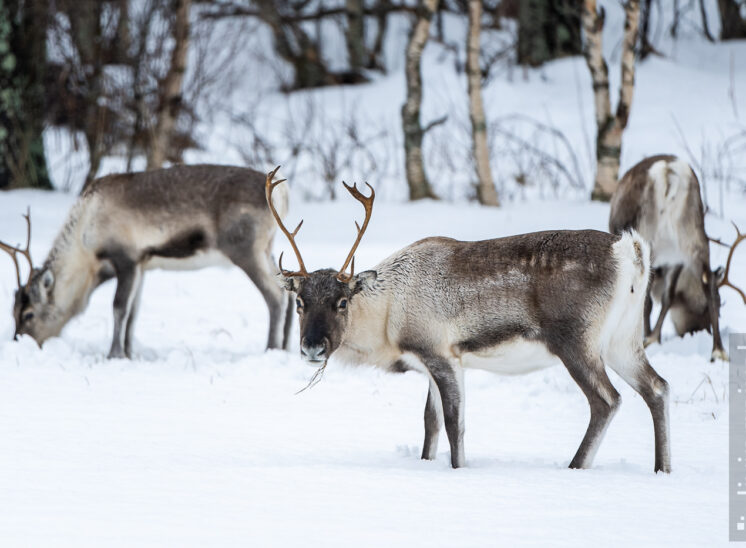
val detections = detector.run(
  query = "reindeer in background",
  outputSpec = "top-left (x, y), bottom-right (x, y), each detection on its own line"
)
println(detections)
top-left (1, 165), bottom-right (293, 358)
top-left (610, 155), bottom-right (744, 361)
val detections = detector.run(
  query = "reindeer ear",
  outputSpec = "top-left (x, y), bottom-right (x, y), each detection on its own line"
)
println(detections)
top-left (276, 273), bottom-right (301, 293)
top-left (714, 266), bottom-right (725, 284)
top-left (40, 269), bottom-right (54, 291)
top-left (351, 270), bottom-right (377, 294)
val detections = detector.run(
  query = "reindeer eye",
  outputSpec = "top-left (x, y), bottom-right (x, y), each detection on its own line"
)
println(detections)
top-left (23, 311), bottom-right (34, 322)
top-left (337, 298), bottom-right (348, 311)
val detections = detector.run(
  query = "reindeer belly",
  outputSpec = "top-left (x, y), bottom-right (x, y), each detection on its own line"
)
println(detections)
top-left (460, 338), bottom-right (560, 375)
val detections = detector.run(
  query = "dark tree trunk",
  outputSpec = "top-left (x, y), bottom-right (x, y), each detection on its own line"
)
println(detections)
top-left (62, 0), bottom-right (107, 187)
top-left (0, 0), bottom-right (52, 190)
top-left (254, 0), bottom-right (367, 90)
top-left (518, 0), bottom-right (582, 67)
top-left (718, 0), bottom-right (746, 40)
top-left (638, 0), bottom-right (655, 59)
top-left (345, 0), bottom-right (366, 73)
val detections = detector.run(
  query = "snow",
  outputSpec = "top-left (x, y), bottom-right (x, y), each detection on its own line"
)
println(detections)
top-left (2, 1), bottom-right (746, 544)
top-left (0, 187), bottom-right (743, 546)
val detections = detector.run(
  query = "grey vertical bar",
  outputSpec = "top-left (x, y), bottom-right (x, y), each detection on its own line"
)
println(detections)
top-left (731, 333), bottom-right (746, 542)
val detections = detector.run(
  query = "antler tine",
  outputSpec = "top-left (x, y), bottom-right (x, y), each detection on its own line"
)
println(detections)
top-left (708, 236), bottom-right (730, 248)
top-left (0, 242), bottom-right (22, 288)
top-left (336, 182), bottom-right (375, 283)
top-left (265, 166), bottom-right (309, 278)
top-left (0, 208), bottom-right (33, 288)
top-left (718, 222), bottom-right (746, 304)
top-left (20, 207), bottom-right (33, 284)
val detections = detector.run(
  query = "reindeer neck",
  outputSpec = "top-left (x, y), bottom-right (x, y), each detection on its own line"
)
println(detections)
top-left (45, 201), bottom-right (99, 320)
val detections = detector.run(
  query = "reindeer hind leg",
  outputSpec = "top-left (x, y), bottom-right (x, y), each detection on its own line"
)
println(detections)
top-left (606, 352), bottom-right (671, 473)
top-left (554, 345), bottom-right (621, 470)
top-left (219, 219), bottom-right (286, 350)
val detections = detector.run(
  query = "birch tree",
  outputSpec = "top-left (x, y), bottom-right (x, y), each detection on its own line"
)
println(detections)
top-left (582, 0), bottom-right (640, 201)
top-left (466, 0), bottom-right (498, 206)
top-left (147, 0), bottom-right (191, 170)
top-left (401, 0), bottom-right (439, 201)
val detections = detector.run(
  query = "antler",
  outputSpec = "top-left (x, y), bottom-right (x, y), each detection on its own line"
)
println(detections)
top-left (336, 182), bottom-right (375, 283)
top-left (718, 222), bottom-right (746, 304)
top-left (0, 208), bottom-right (33, 288)
top-left (265, 166), bottom-right (309, 278)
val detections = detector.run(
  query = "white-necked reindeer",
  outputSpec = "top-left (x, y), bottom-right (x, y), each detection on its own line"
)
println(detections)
top-left (1, 164), bottom-right (293, 358)
top-left (609, 155), bottom-right (744, 361)
top-left (266, 168), bottom-right (670, 473)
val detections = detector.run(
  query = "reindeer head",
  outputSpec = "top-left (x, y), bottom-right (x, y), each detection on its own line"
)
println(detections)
top-left (1, 210), bottom-right (60, 345)
top-left (266, 167), bottom-right (376, 365)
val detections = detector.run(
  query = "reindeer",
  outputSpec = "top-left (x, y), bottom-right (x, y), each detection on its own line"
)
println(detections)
top-left (1, 164), bottom-right (293, 358)
top-left (609, 155), bottom-right (744, 362)
top-left (265, 168), bottom-right (671, 473)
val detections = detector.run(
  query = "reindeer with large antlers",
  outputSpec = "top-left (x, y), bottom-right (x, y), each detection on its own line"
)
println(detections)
top-left (267, 169), bottom-right (671, 473)
top-left (610, 155), bottom-right (744, 361)
top-left (1, 165), bottom-right (294, 358)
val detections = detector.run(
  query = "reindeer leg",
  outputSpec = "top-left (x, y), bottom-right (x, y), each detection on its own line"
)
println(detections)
top-left (643, 292), bottom-right (653, 338)
top-left (244, 258), bottom-right (286, 350)
top-left (556, 346), bottom-right (620, 469)
top-left (220, 221), bottom-right (286, 350)
top-left (646, 264), bottom-right (683, 347)
top-left (607, 352), bottom-right (671, 473)
top-left (421, 378), bottom-right (443, 460)
top-left (124, 275), bottom-right (144, 359)
top-left (107, 253), bottom-right (141, 360)
top-left (418, 353), bottom-right (465, 468)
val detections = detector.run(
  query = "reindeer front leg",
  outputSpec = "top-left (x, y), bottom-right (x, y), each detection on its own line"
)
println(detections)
top-left (421, 379), bottom-right (443, 460)
top-left (107, 253), bottom-right (142, 359)
top-left (421, 354), bottom-right (465, 468)
top-left (645, 264), bottom-right (683, 347)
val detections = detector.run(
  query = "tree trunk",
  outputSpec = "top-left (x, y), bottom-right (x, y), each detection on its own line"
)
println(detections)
top-left (401, 0), bottom-right (439, 201)
top-left (467, 0), bottom-right (499, 206)
top-left (147, 0), bottom-right (191, 170)
top-left (582, 0), bottom-right (640, 202)
top-left (698, 0), bottom-right (715, 42)
top-left (717, 0), bottom-right (746, 40)
top-left (0, 0), bottom-right (52, 190)
top-left (369, 0), bottom-right (391, 70)
top-left (518, 0), bottom-right (582, 67)
top-left (345, 0), bottom-right (366, 73)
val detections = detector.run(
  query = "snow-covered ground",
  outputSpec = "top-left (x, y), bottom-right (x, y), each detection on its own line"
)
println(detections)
top-left (2, 1), bottom-right (746, 545)
top-left (0, 186), bottom-right (743, 546)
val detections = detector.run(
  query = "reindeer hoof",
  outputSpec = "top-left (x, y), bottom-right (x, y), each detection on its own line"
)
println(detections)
top-left (107, 348), bottom-right (127, 360)
top-left (655, 464), bottom-right (671, 474)
top-left (710, 348), bottom-right (729, 362)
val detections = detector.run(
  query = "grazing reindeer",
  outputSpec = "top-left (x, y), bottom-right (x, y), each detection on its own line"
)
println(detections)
top-left (266, 168), bottom-right (671, 473)
top-left (1, 165), bottom-right (293, 358)
top-left (609, 155), bottom-right (744, 361)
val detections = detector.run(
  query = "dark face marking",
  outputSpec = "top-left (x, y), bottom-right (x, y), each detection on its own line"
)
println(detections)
top-left (11, 268), bottom-right (55, 344)
top-left (283, 268), bottom-right (376, 363)
top-left (291, 269), bottom-right (354, 364)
